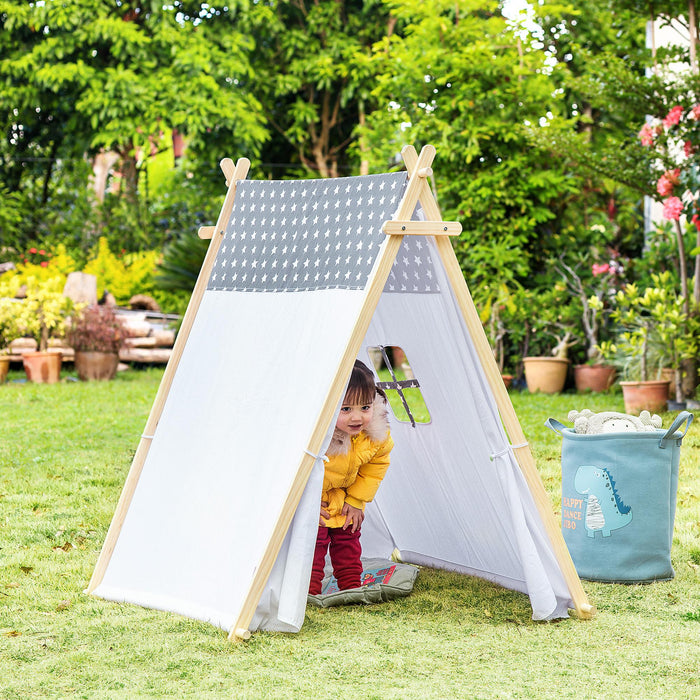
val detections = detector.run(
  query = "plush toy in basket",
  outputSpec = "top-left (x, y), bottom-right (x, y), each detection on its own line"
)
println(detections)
top-left (567, 409), bottom-right (662, 434)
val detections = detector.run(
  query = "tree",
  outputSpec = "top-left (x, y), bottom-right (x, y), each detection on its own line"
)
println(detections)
top-left (239, 0), bottom-right (395, 178)
top-left (0, 0), bottom-right (267, 251)
top-left (362, 0), bottom-right (581, 289)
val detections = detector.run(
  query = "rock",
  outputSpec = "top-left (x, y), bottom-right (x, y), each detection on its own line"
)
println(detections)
top-left (152, 329), bottom-right (175, 347)
top-left (100, 290), bottom-right (117, 307)
top-left (129, 294), bottom-right (161, 312)
top-left (119, 347), bottom-right (172, 363)
top-left (120, 319), bottom-right (152, 338)
top-left (10, 337), bottom-right (37, 353)
top-left (63, 272), bottom-right (98, 305)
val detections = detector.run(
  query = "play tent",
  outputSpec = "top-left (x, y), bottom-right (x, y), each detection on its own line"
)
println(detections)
top-left (88, 145), bottom-right (594, 640)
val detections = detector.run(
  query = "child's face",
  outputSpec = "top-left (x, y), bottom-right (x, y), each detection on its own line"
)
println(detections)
top-left (336, 401), bottom-right (374, 435)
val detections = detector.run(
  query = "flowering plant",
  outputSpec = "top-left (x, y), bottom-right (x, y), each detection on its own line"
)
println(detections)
top-left (68, 305), bottom-right (128, 354)
top-left (639, 103), bottom-right (700, 222)
top-left (639, 103), bottom-right (700, 327)
top-left (22, 247), bottom-right (51, 268)
top-left (555, 234), bottom-right (627, 364)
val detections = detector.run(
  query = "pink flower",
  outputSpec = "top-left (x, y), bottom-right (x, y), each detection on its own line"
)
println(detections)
top-left (663, 105), bottom-right (684, 128)
top-left (639, 122), bottom-right (655, 146)
top-left (685, 140), bottom-right (695, 157)
top-left (692, 214), bottom-right (700, 232)
top-left (592, 263), bottom-right (611, 276)
top-left (657, 169), bottom-right (680, 197)
top-left (29, 247), bottom-right (37, 254)
top-left (663, 196), bottom-right (684, 220)
top-left (40, 261), bottom-right (48, 268)
top-left (657, 174), bottom-right (674, 197)
top-left (691, 105), bottom-right (700, 120)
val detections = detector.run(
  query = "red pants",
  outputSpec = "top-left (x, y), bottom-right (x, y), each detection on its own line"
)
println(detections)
top-left (308, 525), bottom-right (362, 595)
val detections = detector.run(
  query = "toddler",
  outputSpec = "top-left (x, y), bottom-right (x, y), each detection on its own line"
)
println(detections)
top-left (308, 359), bottom-right (393, 594)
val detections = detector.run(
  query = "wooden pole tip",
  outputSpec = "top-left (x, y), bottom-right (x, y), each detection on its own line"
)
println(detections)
top-left (574, 603), bottom-right (597, 619)
top-left (232, 628), bottom-right (251, 641)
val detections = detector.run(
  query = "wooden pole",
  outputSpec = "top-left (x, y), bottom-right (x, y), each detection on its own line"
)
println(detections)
top-left (400, 145), bottom-right (595, 619)
top-left (228, 146), bottom-right (438, 640)
top-left (87, 157), bottom-right (251, 594)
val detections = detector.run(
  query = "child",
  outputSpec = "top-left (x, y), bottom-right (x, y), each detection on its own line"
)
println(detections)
top-left (308, 359), bottom-right (394, 595)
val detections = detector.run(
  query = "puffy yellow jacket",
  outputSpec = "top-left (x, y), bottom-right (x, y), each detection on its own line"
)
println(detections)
top-left (321, 396), bottom-right (393, 529)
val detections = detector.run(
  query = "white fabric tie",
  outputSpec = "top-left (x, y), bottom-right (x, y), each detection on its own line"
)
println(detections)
top-left (304, 449), bottom-right (329, 463)
top-left (490, 443), bottom-right (528, 461)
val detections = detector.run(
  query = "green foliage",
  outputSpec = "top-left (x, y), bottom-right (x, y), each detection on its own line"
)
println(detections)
top-left (7, 276), bottom-right (77, 351)
top-left (155, 233), bottom-right (209, 294)
top-left (0, 0), bottom-right (266, 257)
top-left (363, 0), bottom-right (596, 297)
top-left (602, 271), bottom-right (700, 383)
top-left (83, 237), bottom-right (159, 304)
top-left (239, 0), bottom-right (393, 177)
top-left (0, 296), bottom-right (21, 349)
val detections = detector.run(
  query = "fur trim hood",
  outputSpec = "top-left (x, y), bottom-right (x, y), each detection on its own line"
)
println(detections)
top-left (326, 394), bottom-right (391, 457)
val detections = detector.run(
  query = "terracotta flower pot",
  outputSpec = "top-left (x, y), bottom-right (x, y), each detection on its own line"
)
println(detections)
top-left (501, 374), bottom-right (513, 390)
top-left (620, 380), bottom-right (671, 414)
top-left (0, 356), bottom-right (10, 383)
top-left (22, 350), bottom-right (62, 384)
top-left (523, 357), bottom-right (570, 394)
top-left (74, 351), bottom-right (119, 381)
top-left (574, 364), bottom-right (616, 393)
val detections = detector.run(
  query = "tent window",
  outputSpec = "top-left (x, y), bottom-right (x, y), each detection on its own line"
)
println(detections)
top-left (367, 346), bottom-right (431, 427)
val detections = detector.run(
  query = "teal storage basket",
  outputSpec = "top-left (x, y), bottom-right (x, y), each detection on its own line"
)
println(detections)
top-left (546, 412), bottom-right (693, 583)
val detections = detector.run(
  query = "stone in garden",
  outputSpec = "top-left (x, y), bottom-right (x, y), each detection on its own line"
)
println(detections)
top-left (10, 337), bottom-right (37, 353)
top-left (63, 272), bottom-right (98, 305)
top-left (129, 294), bottom-right (161, 312)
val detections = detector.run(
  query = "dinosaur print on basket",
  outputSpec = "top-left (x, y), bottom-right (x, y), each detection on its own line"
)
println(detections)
top-left (574, 465), bottom-right (633, 538)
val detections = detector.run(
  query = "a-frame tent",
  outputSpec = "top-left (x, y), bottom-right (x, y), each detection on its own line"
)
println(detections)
top-left (87, 145), bottom-right (594, 640)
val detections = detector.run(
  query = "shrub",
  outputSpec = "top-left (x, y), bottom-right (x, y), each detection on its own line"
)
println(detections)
top-left (83, 237), bottom-right (159, 304)
top-left (68, 305), bottom-right (127, 354)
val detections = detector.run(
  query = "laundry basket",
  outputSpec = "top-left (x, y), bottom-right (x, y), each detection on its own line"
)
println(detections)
top-left (546, 412), bottom-right (693, 583)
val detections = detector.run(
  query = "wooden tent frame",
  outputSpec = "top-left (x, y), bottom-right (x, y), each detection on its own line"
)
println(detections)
top-left (88, 145), bottom-right (594, 641)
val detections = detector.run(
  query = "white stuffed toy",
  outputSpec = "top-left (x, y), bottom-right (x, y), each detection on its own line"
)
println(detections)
top-left (568, 408), bottom-right (663, 434)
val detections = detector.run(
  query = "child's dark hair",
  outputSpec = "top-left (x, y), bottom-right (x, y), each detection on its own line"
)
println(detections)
top-left (344, 359), bottom-right (387, 405)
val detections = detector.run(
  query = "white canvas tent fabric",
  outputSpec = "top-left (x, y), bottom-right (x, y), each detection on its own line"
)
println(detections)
top-left (91, 165), bottom-right (577, 635)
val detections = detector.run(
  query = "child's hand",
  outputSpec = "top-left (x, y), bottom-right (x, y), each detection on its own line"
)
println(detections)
top-left (341, 503), bottom-right (364, 533)
top-left (319, 501), bottom-right (330, 525)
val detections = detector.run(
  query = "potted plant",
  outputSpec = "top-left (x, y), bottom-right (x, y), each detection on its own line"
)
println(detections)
top-left (555, 248), bottom-right (625, 392)
top-left (0, 297), bottom-right (21, 383)
top-left (68, 304), bottom-right (127, 381)
top-left (477, 280), bottom-right (522, 388)
top-left (522, 288), bottom-right (579, 393)
top-left (601, 272), bottom-right (696, 412)
top-left (14, 276), bottom-right (75, 384)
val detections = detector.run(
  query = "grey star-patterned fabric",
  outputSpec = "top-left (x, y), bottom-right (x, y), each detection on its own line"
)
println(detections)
top-left (207, 171), bottom-right (440, 294)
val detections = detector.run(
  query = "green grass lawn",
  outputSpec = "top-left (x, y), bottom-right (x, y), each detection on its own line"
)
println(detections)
top-left (1, 369), bottom-right (699, 699)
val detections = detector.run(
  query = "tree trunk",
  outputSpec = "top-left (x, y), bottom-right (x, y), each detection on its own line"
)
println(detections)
top-left (358, 100), bottom-right (369, 176)
top-left (689, 0), bottom-right (698, 73)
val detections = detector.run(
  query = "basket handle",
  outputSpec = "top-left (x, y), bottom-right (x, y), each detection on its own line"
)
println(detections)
top-left (545, 417), bottom-right (567, 436)
top-left (659, 410), bottom-right (694, 448)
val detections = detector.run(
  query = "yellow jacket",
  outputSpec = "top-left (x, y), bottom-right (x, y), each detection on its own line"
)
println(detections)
top-left (321, 397), bottom-right (393, 529)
